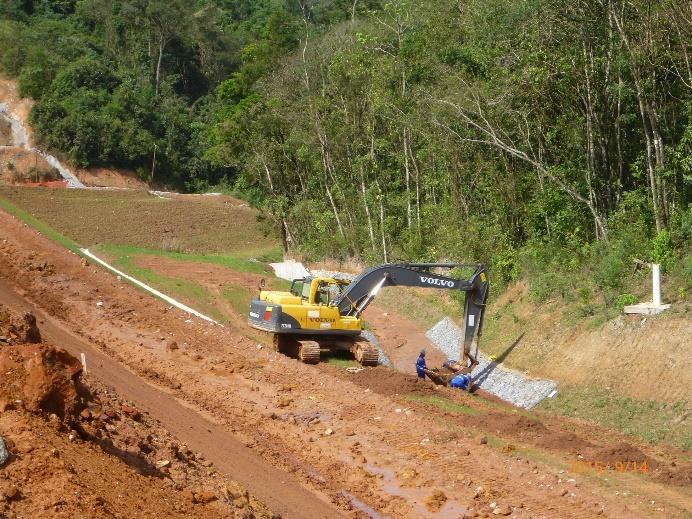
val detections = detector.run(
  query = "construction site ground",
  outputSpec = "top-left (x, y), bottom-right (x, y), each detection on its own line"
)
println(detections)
top-left (0, 187), bottom-right (690, 518)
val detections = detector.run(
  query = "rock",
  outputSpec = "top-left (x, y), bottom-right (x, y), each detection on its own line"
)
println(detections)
top-left (193, 490), bottom-right (217, 504)
top-left (233, 495), bottom-right (249, 508)
top-left (0, 437), bottom-right (9, 466)
top-left (224, 482), bottom-right (246, 500)
top-left (560, 488), bottom-right (568, 497)
top-left (2, 345), bottom-right (82, 421)
top-left (181, 489), bottom-right (195, 503)
top-left (276, 397), bottom-right (293, 408)
top-left (492, 505), bottom-right (512, 515)
top-left (480, 436), bottom-right (488, 445)
top-left (423, 490), bottom-right (447, 512)
top-left (122, 406), bottom-right (142, 421)
top-left (166, 340), bottom-right (179, 351)
top-left (156, 460), bottom-right (171, 469)
top-left (397, 467), bottom-right (418, 484)
top-left (21, 313), bottom-right (41, 343)
top-left (323, 428), bottom-right (334, 436)
top-left (79, 408), bottom-right (92, 421)
top-left (103, 408), bottom-right (118, 420)
top-left (0, 484), bottom-right (20, 501)
top-left (473, 486), bottom-right (484, 499)
top-left (342, 427), bottom-right (356, 436)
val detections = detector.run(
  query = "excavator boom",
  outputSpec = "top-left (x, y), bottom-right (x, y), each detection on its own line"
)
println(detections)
top-left (333, 263), bottom-right (489, 366)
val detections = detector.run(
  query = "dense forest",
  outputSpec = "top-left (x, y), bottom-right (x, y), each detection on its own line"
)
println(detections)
top-left (1, 0), bottom-right (690, 308)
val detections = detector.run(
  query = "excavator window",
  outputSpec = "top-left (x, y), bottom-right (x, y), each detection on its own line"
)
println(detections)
top-left (290, 279), bottom-right (304, 297)
top-left (301, 279), bottom-right (312, 300)
top-left (317, 281), bottom-right (330, 305)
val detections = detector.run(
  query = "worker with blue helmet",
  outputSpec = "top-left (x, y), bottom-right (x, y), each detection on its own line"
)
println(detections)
top-left (450, 372), bottom-right (472, 391)
top-left (415, 349), bottom-right (426, 379)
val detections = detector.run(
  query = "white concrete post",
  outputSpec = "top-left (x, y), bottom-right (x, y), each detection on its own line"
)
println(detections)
top-left (652, 263), bottom-right (661, 305)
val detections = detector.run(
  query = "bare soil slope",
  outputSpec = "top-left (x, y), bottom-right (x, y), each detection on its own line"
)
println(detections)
top-left (0, 305), bottom-right (271, 519)
top-left (482, 283), bottom-right (691, 403)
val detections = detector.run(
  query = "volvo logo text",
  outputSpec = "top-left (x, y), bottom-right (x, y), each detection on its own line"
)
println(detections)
top-left (420, 276), bottom-right (455, 287)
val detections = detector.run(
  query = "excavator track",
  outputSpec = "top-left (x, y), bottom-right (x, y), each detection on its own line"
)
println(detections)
top-left (352, 341), bottom-right (379, 367)
top-left (297, 340), bottom-right (321, 364)
top-left (273, 335), bottom-right (321, 364)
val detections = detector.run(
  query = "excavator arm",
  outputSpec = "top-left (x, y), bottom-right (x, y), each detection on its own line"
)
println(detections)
top-left (332, 263), bottom-right (489, 369)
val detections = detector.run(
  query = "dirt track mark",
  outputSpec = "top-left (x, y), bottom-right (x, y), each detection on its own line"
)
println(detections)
top-left (0, 277), bottom-right (343, 519)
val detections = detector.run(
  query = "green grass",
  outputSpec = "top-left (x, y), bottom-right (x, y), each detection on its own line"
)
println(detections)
top-left (106, 250), bottom-right (225, 322)
top-left (404, 394), bottom-right (482, 416)
top-left (222, 284), bottom-right (253, 316)
top-left (323, 351), bottom-right (359, 368)
top-left (0, 195), bottom-right (81, 253)
top-left (538, 385), bottom-right (691, 450)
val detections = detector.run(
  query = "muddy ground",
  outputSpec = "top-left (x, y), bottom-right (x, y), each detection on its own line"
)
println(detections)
top-left (0, 208), bottom-right (690, 518)
top-left (0, 303), bottom-right (271, 518)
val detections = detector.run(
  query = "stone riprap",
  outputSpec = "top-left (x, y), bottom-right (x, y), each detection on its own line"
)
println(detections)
top-left (426, 317), bottom-right (557, 409)
top-left (361, 330), bottom-right (392, 368)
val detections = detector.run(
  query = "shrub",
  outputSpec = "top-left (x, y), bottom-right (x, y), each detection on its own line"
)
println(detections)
top-left (650, 230), bottom-right (674, 272)
top-left (616, 293), bottom-right (638, 310)
top-left (493, 248), bottom-right (519, 285)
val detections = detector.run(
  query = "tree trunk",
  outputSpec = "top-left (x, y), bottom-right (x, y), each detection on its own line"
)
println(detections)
top-left (649, 104), bottom-right (669, 226)
top-left (403, 128), bottom-right (412, 229)
top-left (360, 165), bottom-right (377, 254)
top-left (375, 179), bottom-right (388, 262)
top-left (155, 33), bottom-right (164, 97)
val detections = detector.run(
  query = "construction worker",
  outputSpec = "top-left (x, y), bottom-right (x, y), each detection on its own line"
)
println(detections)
top-left (415, 349), bottom-right (427, 379)
top-left (450, 372), bottom-right (472, 391)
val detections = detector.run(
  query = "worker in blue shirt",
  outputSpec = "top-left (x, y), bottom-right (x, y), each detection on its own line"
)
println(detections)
top-left (450, 372), bottom-right (472, 391)
top-left (415, 350), bottom-right (427, 379)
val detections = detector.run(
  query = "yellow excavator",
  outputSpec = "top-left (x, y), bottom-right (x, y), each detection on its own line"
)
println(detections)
top-left (248, 263), bottom-right (489, 368)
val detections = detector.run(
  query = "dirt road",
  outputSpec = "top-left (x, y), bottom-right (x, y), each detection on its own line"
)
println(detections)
top-left (0, 208), bottom-right (689, 518)
top-left (0, 276), bottom-right (340, 519)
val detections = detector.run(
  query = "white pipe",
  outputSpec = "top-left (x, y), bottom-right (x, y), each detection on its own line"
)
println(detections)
top-left (80, 248), bottom-right (222, 326)
top-left (652, 263), bottom-right (661, 305)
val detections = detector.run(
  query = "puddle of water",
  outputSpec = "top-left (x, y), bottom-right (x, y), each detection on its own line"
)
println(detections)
top-left (341, 491), bottom-right (390, 519)
top-left (365, 463), bottom-right (468, 519)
